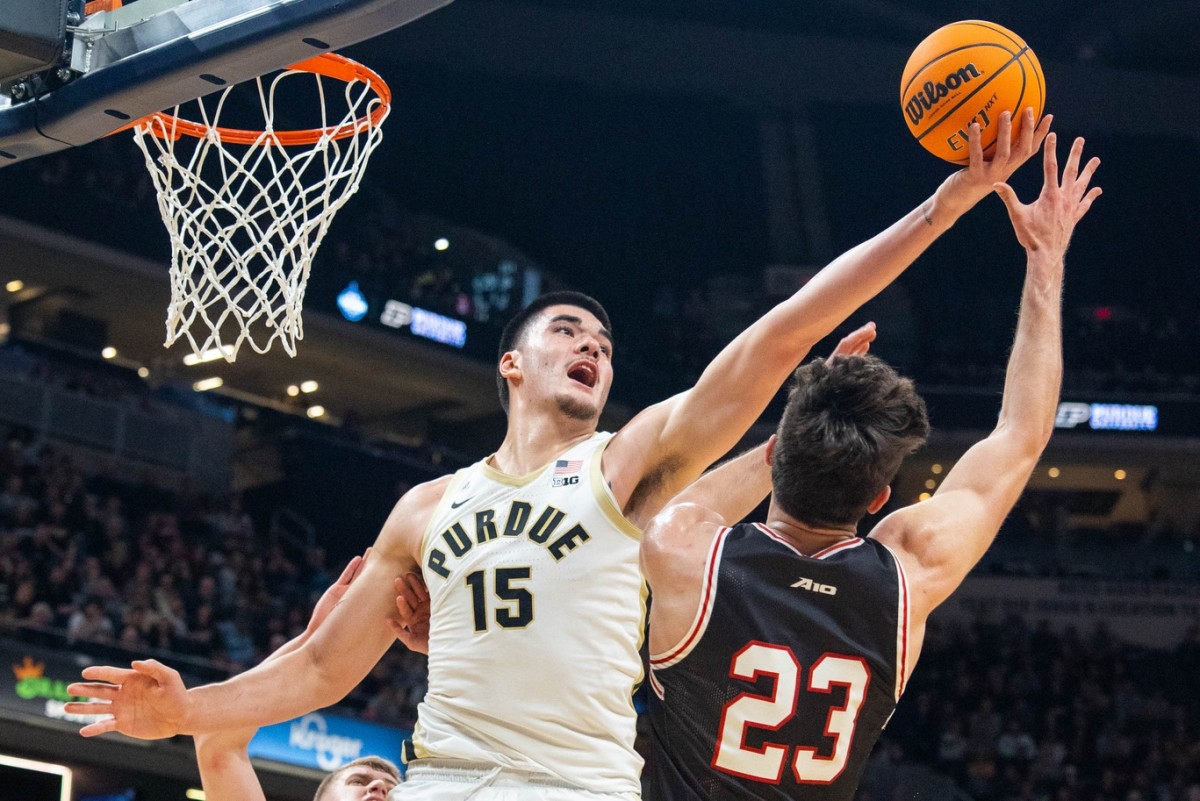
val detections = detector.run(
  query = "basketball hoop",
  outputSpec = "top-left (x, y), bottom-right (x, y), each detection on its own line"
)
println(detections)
top-left (132, 52), bottom-right (391, 361)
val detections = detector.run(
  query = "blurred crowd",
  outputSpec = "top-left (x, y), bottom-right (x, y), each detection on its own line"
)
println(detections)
top-left (878, 616), bottom-right (1200, 801)
top-left (0, 425), bottom-right (427, 730)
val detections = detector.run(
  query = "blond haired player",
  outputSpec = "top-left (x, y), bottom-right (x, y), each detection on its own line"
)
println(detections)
top-left (67, 110), bottom-right (1050, 801)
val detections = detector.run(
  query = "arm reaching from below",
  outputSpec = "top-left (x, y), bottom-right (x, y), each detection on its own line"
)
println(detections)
top-left (193, 728), bottom-right (267, 801)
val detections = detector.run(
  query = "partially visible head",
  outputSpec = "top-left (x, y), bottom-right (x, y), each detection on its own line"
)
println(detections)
top-left (314, 757), bottom-right (401, 801)
top-left (770, 356), bottom-right (929, 528)
top-left (496, 291), bottom-right (614, 421)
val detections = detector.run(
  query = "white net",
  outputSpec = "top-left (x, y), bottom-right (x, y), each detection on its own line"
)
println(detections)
top-left (132, 55), bottom-right (389, 361)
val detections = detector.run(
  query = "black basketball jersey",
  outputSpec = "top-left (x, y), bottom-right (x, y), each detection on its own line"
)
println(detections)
top-left (646, 523), bottom-right (910, 801)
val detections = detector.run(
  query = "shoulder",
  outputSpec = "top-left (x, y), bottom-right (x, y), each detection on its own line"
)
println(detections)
top-left (644, 502), bottom-right (725, 547)
top-left (401, 474), bottom-right (455, 510)
top-left (868, 503), bottom-right (937, 558)
top-left (378, 475), bottom-right (455, 550)
top-left (603, 398), bottom-right (682, 477)
top-left (642, 503), bottom-right (727, 583)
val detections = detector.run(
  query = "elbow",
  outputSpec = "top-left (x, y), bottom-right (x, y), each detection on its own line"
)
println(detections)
top-left (301, 645), bottom-right (352, 710)
top-left (992, 419), bottom-right (1053, 461)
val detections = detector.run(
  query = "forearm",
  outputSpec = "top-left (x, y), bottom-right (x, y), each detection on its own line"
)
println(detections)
top-left (182, 649), bottom-right (336, 734)
top-left (674, 444), bottom-right (771, 525)
top-left (183, 619), bottom-right (393, 735)
top-left (995, 251), bottom-right (1064, 448)
top-left (194, 734), bottom-right (267, 801)
top-left (659, 182), bottom-right (971, 467)
top-left (754, 181), bottom-right (968, 363)
top-left (262, 633), bottom-right (306, 664)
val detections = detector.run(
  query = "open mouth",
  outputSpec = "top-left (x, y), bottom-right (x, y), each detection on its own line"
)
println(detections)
top-left (567, 360), bottom-right (598, 388)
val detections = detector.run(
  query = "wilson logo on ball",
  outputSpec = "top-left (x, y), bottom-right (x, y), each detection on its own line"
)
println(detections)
top-left (904, 63), bottom-right (983, 126)
top-left (899, 20), bottom-right (1045, 164)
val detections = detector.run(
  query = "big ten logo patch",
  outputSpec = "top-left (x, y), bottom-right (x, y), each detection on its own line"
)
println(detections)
top-left (552, 459), bottom-right (582, 487)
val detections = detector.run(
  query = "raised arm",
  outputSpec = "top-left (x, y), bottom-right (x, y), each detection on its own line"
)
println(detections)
top-left (610, 110), bottom-right (1052, 526)
top-left (873, 132), bottom-right (1101, 622)
top-left (65, 478), bottom-right (449, 739)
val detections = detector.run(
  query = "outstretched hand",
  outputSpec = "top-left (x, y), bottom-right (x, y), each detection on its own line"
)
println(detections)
top-left (63, 550), bottom-right (379, 740)
top-left (388, 572), bottom-right (431, 654)
top-left (941, 108), bottom-right (1054, 214)
top-left (65, 659), bottom-right (188, 739)
top-left (993, 133), bottom-right (1102, 259)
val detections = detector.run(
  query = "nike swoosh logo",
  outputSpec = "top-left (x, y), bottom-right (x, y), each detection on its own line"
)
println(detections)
top-left (450, 497), bottom-right (475, 509)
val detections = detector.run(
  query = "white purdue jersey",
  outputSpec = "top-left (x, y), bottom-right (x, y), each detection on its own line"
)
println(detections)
top-left (411, 432), bottom-right (646, 793)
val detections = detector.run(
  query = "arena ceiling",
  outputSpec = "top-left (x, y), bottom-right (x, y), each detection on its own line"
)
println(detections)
top-left (474, 0), bottom-right (1200, 76)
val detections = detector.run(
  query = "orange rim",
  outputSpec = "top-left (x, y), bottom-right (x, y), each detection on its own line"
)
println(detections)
top-left (136, 52), bottom-right (391, 145)
top-left (85, 0), bottom-right (123, 14)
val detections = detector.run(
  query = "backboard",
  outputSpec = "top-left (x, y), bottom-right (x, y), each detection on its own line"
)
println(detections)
top-left (0, 0), bottom-right (452, 165)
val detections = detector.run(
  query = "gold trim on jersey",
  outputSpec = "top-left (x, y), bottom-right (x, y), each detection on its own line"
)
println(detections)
top-left (479, 456), bottom-right (547, 487)
top-left (590, 438), bottom-right (643, 541)
top-left (626, 576), bottom-right (650, 712)
top-left (409, 720), bottom-right (429, 761)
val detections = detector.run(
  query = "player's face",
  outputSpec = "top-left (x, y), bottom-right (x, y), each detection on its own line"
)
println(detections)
top-left (325, 766), bottom-right (397, 801)
top-left (516, 304), bottom-right (614, 422)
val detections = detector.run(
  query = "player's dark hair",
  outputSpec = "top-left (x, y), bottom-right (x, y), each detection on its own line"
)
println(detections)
top-left (313, 756), bottom-right (401, 801)
top-left (772, 356), bottom-right (929, 528)
top-left (496, 291), bottom-right (612, 415)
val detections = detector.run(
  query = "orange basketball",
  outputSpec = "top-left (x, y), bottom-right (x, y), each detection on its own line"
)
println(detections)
top-left (900, 20), bottom-right (1045, 164)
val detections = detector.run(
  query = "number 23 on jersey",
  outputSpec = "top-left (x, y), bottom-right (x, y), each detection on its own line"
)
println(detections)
top-left (713, 642), bottom-right (870, 785)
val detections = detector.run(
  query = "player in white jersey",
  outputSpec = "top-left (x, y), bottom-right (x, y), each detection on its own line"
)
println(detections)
top-left (413, 430), bottom-right (645, 788)
top-left (66, 112), bottom-right (1050, 800)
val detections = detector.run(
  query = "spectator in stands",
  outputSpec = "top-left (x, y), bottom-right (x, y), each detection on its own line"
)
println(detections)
top-left (67, 597), bottom-right (115, 643)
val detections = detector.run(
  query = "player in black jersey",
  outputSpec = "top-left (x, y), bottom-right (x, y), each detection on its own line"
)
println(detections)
top-left (641, 130), bottom-right (1102, 800)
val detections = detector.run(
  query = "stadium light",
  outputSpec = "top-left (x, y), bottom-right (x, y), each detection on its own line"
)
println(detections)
top-left (287, 384), bottom-right (301, 397)
top-left (300, 380), bottom-right (319, 393)
top-left (1047, 467), bottom-right (1061, 478)
top-left (183, 346), bottom-right (233, 365)
top-left (193, 377), bottom-right (224, 392)
top-left (137, 367), bottom-right (150, 379)
top-left (306, 405), bottom-right (326, 419)
top-left (5, 279), bottom-right (23, 292)
top-left (1114, 469), bottom-right (1127, 480)
top-left (101, 346), bottom-right (118, 359)
top-left (930, 463), bottom-right (943, 474)
top-left (434, 237), bottom-right (450, 251)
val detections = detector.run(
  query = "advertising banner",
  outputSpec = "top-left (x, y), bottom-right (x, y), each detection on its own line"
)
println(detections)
top-left (248, 711), bottom-right (409, 772)
top-left (1, 640), bottom-right (107, 725)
